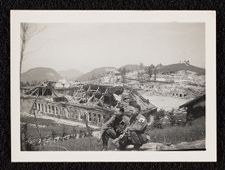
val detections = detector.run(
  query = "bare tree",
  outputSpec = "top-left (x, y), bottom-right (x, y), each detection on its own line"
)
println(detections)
top-left (153, 66), bottom-right (157, 81)
top-left (139, 62), bottom-right (144, 69)
top-left (20, 23), bottom-right (46, 73)
top-left (145, 64), bottom-right (155, 82)
top-left (154, 64), bottom-right (163, 81)
top-left (120, 68), bottom-right (127, 83)
top-left (137, 71), bottom-right (142, 82)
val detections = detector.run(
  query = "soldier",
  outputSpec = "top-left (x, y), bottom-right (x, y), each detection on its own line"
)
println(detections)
top-left (101, 107), bottom-right (130, 151)
top-left (114, 104), bottom-right (149, 150)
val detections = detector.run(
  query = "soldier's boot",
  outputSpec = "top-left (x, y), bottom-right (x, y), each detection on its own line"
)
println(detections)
top-left (102, 146), bottom-right (108, 151)
top-left (133, 144), bottom-right (142, 150)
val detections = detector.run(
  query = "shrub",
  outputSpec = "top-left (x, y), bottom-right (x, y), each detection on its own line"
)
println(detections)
top-left (146, 117), bottom-right (205, 144)
top-left (153, 109), bottom-right (166, 129)
top-left (51, 129), bottom-right (57, 138)
top-left (167, 109), bottom-right (176, 126)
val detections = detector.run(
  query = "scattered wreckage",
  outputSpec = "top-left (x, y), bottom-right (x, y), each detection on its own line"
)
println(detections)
top-left (20, 81), bottom-right (205, 151)
top-left (21, 81), bottom-right (157, 127)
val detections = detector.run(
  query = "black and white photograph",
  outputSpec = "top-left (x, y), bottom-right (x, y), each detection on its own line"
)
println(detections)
top-left (11, 11), bottom-right (216, 162)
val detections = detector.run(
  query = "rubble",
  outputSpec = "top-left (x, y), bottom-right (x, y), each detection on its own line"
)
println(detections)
top-left (21, 81), bottom-right (157, 128)
top-left (138, 82), bottom-right (205, 99)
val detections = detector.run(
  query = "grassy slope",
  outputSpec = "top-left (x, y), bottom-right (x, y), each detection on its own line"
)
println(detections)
top-left (42, 117), bottom-right (205, 151)
top-left (21, 115), bottom-right (205, 151)
top-left (21, 115), bottom-right (116, 151)
top-left (21, 116), bottom-right (88, 140)
top-left (146, 117), bottom-right (205, 144)
top-left (76, 67), bottom-right (115, 81)
top-left (158, 63), bottom-right (205, 75)
top-left (41, 137), bottom-right (105, 151)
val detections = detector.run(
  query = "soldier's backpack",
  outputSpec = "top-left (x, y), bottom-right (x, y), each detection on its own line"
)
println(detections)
top-left (115, 115), bottom-right (130, 135)
top-left (131, 114), bottom-right (148, 132)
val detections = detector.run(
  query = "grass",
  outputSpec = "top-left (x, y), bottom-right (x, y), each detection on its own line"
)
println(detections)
top-left (146, 117), bottom-right (205, 144)
top-left (21, 114), bottom-right (205, 151)
top-left (21, 115), bottom-right (115, 151)
top-left (21, 116), bottom-right (56, 126)
top-left (40, 137), bottom-right (103, 151)
top-left (40, 116), bottom-right (205, 151)
top-left (21, 116), bottom-right (88, 140)
top-left (39, 137), bottom-right (117, 151)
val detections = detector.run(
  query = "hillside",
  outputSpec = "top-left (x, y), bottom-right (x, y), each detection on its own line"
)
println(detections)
top-left (119, 64), bottom-right (142, 72)
top-left (76, 67), bottom-right (116, 81)
top-left (157, 63), bottom-right (205, 75)
top-left (21, 67), bottom-right (61, 83)
top-left (59, 69), bottom-right (82, 80)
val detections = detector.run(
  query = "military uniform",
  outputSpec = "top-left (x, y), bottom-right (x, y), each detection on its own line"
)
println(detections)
top-left (101, 113), bottom-right (130, 150)
top-left (119, 113), bottom-right (148, 150)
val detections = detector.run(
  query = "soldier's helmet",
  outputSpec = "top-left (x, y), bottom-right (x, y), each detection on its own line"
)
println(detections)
top-left (114, 107), bottom-right (124, 116)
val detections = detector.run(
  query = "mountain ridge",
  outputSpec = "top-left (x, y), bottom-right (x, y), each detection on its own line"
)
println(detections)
top-left (76, 67), bottom-right (116, 81)
top-left (21, 67), bottom-right (61, 83)
top-left (157, 63), bottom-right (205, 75)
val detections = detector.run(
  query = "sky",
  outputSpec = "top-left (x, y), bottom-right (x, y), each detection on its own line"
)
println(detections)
top-left (21, 23), bottom-right (205, 74)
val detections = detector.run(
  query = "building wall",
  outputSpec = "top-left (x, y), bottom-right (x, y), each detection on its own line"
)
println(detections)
top-left (21, 97), bottom-right (106, 127)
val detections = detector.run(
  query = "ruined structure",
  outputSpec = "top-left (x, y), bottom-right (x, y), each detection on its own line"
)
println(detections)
top-left (21, 81), bottom-right (157, 127)
top-left (179, 94), bottom-right (205, 122)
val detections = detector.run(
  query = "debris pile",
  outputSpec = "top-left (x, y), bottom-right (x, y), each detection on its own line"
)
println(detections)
top-left (139, 82), bottom-right (205, 99)
top-left (21, 81), bottom-right (157, 128)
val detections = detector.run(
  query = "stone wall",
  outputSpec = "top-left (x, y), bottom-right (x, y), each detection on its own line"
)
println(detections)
top-left (21, 97), bottom-right (106, 127)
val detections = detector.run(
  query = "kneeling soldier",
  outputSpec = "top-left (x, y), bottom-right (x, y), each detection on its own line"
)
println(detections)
top-left (114, 104), bottom-right (149, 150)
top-left (101, 107), bottom-right (130, 151)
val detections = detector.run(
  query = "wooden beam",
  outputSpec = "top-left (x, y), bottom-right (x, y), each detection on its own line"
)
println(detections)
top-left (30, 88), bottom-right (39, 96)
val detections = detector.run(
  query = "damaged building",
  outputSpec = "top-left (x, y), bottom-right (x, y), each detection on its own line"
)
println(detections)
top-left (21, 81), bottom-right (157, 127)
top-left (179, 94), bottom-right (205, 122)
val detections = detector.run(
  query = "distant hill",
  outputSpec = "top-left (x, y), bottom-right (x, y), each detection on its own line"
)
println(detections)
top-left (77, 67), bottom-right (116, 81)
top-left (21, 67), bottom-right (61, 83)
top-left (157, 63), bottom-right (205, 75)
top-left (59, 69), bottom-right (82, 80)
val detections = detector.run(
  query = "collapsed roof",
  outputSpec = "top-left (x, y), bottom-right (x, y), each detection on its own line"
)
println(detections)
top-left (23, 81), bottom-right (157, 114)
top-left (179, 95), bottom-right (205, 109)
top-left (24, 81), bottom-right (58, 97)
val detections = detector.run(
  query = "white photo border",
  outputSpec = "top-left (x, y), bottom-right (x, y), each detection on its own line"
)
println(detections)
top-left (10, 10), bottom-right (216, 162)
